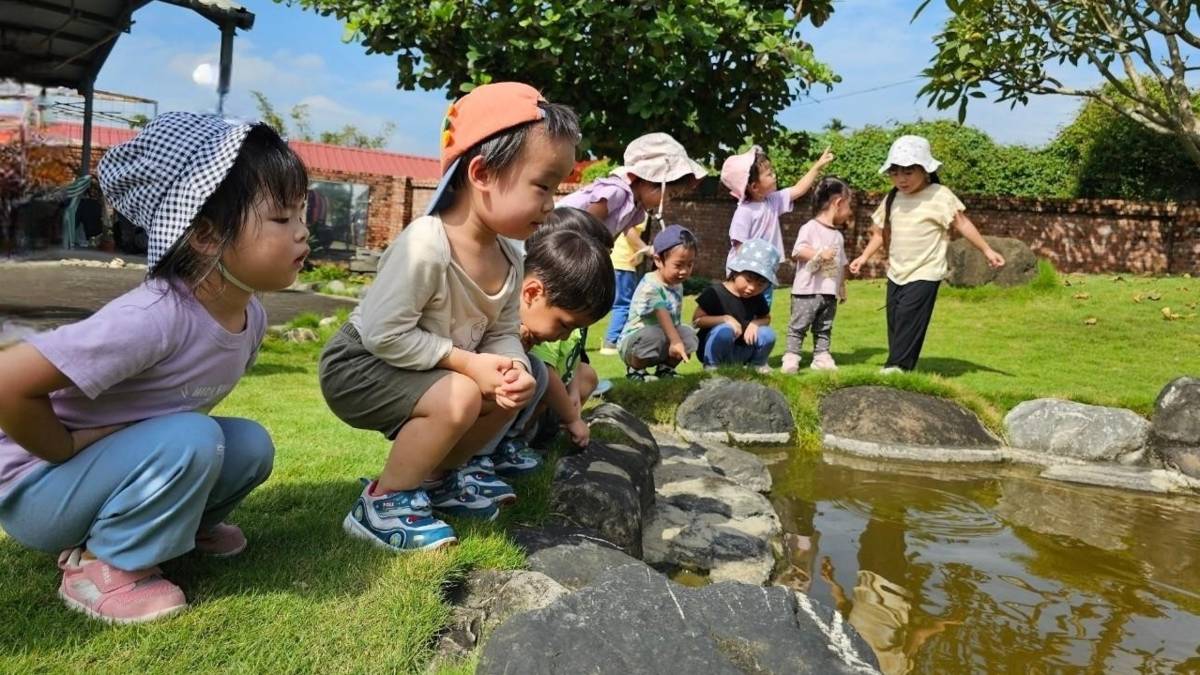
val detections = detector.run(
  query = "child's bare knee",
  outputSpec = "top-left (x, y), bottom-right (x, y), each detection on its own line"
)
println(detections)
top-left (418, 373), bottom-right (482, 427)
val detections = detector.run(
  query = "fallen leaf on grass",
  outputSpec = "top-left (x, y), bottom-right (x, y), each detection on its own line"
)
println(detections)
top-left (1084, 317), bottom-right (1098, 325)
top-left (1147, 291), bottom-right (1162, 301)
top-left (1132, 293), bottom-right (1144, 304)
top-left (1072, 292), bottom-right (1090, 300)
top-left (1112, 275), bottom-right (1126, 282)
top-left (1063, 279), bottom-right (1072, 287)
top-left (1187, 302), bottom-right (1198, 310)
top-left (1162, 307), bottom-right (1182, 321)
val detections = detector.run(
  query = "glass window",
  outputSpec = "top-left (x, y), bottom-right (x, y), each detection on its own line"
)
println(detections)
top-left (307, 180), bottom-right (370, 250)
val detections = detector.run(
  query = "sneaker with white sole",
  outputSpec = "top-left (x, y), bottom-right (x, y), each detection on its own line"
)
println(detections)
top-left (599, 341), bottom-right (618, 356)
top-left (57, 548), bottom-right (188, 624)
top-left (781, 352), bottom-right (802, 374)
top-left (879, 366), bottom-right (904, 375)
top-left (460, 456), bottom-right (517, 506)
top-left (491, 439), bottom-right (542, 477)
top-left (755, 364), bottom-right (773, 375)
top-left (426, 471), bottom-right (500, 521)
top-left (810, 352), bottom-right (838, 371)
top-left (343, 479), bottom-right (457, 552)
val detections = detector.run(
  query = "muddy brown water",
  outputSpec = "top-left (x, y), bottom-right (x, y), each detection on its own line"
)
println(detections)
top-left (764, 450), bottom-right (1200, 674)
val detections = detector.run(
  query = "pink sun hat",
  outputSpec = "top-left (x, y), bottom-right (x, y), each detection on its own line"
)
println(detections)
top-left (719, 145), bottom-right (762, 202)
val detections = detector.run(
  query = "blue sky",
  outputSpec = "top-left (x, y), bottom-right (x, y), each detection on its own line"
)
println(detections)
top-left (91, 0), bottom-right (1104, 157)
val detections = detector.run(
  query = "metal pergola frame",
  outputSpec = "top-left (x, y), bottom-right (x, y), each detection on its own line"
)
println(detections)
top-left (1, 0), bottom-right (254, 177)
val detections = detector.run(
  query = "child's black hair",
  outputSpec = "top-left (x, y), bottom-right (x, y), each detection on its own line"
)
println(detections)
top-left (541, 206), bottom-right (614, 250)
top-left (746, 149), bottom-right (770, 189)
top-left (150, 123), bottom-right (308, 287)
top-left (727, 269), bottom-right (769, 284)
top-left (450, 101), bottom-right (580, 190)
top-left (882, 167), bottom-right (940, 228)
top-left (812, 176), bottom-right (852, 213)
top-left (524, 227), bottom-right (616, 324)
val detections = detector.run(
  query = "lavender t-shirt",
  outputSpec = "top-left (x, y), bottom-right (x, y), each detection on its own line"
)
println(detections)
top-left (790, 218), bottom-right (847, 296)
top-left (557, 176), bottom-right (646, 238)
top-left (727, 189), bottom-right (792, 273)
top-left (0, 280), bottom-right (266, 496)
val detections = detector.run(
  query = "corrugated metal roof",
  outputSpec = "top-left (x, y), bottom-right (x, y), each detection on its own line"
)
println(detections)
top-left (38, 121), bottom-right (443, 179)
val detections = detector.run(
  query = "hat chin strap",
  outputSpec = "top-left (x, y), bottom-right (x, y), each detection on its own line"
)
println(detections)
top-left (217, 262), bottom-right (257, 294)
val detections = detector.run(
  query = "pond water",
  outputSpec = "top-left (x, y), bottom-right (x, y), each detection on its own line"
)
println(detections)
top-left (765, 451), bottom-right (1200, 674)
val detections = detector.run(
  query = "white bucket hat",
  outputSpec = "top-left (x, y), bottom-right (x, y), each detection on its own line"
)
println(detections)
top-left (611, 132), bottom-right (706, 184)
top-left (878, 135), bottom-right (942, 174)
top-left (99, 112), bottom-right (252, 269)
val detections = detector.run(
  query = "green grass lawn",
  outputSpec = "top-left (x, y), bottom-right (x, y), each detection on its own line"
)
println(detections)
top-left (1, 270), bottom-right (1196, 672)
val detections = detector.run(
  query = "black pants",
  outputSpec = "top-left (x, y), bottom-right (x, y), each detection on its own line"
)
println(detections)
top-left (885, 279), bottom-right (940, 370)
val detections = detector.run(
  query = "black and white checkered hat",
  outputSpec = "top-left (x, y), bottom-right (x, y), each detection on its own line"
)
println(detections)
top-left (99, 112), bottom-right (253, 268)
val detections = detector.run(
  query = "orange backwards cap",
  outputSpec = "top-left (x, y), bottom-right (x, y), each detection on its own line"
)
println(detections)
top-left (438, 82), bottom-right (547, 174)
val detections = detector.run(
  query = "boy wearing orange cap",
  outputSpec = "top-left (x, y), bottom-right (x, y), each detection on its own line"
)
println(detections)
top-left (319, 83), bottom-right (581, 552)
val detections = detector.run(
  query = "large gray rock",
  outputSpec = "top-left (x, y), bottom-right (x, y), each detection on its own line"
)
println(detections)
top-left (586, 402), bottom-right (661, 465)
top-left (477, 564), bottom-right (879, 675)
top-left (549, 438), bottom-right (657, 557)
top-left (1152, 377), bottom-right (1200, 478)
top-left (433, 570), bottom-right (569, 670)
top-left (677, 378), bottom-right (794, 444)
top-left (527, 541), bottom-right (651, 591)
top-left (1005, 398), bottom-right (1150, 462)
top-left (820, 386), bottom-right (1000, 449)
top-left (946, 235), bottom-right (1038, 288)
top-left (663, 436), bottom-right (773, 493)
top-left (644, 455), bottom-right (781, 585)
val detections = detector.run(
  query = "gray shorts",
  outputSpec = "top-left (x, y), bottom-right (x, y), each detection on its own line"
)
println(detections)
top-left (319, 323), bottom-right (452, 439)
top-left (618, 324), bottom-right (699, 366)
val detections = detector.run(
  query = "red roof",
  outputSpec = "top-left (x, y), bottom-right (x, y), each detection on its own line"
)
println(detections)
top-left (33, 121), bottom-right (591, 183)
top-left (35, 121), bottom-right (442, 180)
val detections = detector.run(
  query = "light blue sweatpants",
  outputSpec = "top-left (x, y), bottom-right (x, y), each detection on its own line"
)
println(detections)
top-left (476, 354), bottom-right (550, 456)
top-left (0, 412), bottom-right (274, 571)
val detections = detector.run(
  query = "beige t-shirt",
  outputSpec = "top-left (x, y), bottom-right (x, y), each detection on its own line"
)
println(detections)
top-left (350, 214), bottom-right (528, 371)
top-left (871, 183), bottom-right (965, 284)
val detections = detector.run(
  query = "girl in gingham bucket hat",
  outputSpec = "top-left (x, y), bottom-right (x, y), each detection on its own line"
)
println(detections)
top-left (0, 112), bottom-right (310, 624)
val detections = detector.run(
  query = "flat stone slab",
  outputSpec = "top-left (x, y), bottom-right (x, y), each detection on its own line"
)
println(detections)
top-left (820, 386), bottom-right (1000, 449)
top-left (1005, 398), bottom-right (1151, 462)
top-left (677, 378), bottom-right (793, 444)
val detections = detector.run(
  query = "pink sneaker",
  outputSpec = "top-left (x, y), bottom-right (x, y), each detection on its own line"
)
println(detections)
top-left (781, 352), bottom-right (802, 374)
top-left (194, 522), bottom-right (247, 557)
top-left (57, 548), bottom-right (187, 624)
top-left (810, 352), bottom-right (838, 371)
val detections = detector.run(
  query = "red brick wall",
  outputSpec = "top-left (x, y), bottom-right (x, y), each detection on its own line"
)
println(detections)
top-left (365, 183), bottom-right (1200, 280)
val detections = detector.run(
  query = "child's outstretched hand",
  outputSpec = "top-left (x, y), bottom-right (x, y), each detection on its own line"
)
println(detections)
top-left (723, 316), bottom-right (743, 339)
top-left (467, 353), bottom-right (515, 399)
top-left (985, 249), bottom-right (1006, 268)
top-left (814, 146), bottom-right (835, 170)
top-left (495, 366), bottom-right (535, 409)
top-left (848, 256), bottom-right (866, 276)
top-left (564, 417), bottom-right (590, 447)
top-left (743, 322), bottom-right (759, 346)
top-left (668, 340), bottom-right (690, 364)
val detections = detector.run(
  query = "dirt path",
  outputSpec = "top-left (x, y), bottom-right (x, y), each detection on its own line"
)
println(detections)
top-left (0, 262), bottom-right (356, 331)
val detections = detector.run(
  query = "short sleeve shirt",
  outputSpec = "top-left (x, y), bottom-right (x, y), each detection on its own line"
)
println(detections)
top-left (727, 189), bottom-right (792, 273)
top-left (871, 184), bottom-right (965, 284)
top-left (790, 219), bottom-right (847, 296)
top-left (694, 282), bottom-right (769, 347)
top-left (557, 176), bottom-right (646, 239)
top-left (618, 273), bottom-right (684, 347)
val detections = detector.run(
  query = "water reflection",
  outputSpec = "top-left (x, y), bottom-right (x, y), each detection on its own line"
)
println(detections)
top-left (768, 450), bottom-right (1200, 674)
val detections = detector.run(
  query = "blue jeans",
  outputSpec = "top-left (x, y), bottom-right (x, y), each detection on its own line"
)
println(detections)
top-left (701, 324), bottom-right (776, 367)
top-left (0, 413), bottom-right (274, 571)
top-left (604, 270), bottom-right (640, 345)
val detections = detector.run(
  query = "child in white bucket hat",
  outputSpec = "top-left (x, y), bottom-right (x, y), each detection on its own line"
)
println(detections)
top-left (559, 132), bottom-right (706, 353)
top-left (0, 112), bottom-right (310, 623)
top-left (848, 134), bottom-right (1005, 372)
top-left (719, 144), bottom-right (834, 308)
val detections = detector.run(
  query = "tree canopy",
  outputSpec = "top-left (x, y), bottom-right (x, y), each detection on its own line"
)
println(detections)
top-left (250, 91), bottom-right (395, 149)
top-left (281, 0), bottom-right (839, 159)
top-left (916, 1), bottom-right (1200, 168)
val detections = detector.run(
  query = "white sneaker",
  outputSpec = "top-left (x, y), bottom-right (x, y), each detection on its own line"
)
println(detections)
top-left (781, 352), bottom-right (802, 374)
top-left (755, 365), bottom-right (773, 375)
top-left (599, 341), bottom-right (618, 356)
top-left (810, 352), bottom-right (838, 371)
top-left (879, 366), bottom-right (904, 375)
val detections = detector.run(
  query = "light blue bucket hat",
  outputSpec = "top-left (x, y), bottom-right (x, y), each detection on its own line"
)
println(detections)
top-left (728, 238), bottom-right (780, 286)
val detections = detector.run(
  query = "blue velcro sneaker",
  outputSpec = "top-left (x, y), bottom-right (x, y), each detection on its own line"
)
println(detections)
top-left (491, 439), bottom-right (542, 476)
top-left (426, 471), bottom-right (499, 521)
top-left (460, 456), bottom-right (517, 505)
top-left (343, 479), bottom-right (457, 552)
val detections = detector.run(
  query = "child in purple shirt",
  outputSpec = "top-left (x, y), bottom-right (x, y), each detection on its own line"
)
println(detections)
top-left (0, 113), bottom-right (310, 624)
top-left (558, 133), bottom-right (705, 353)
top-left (720, 145), bottom-right (835, 307)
